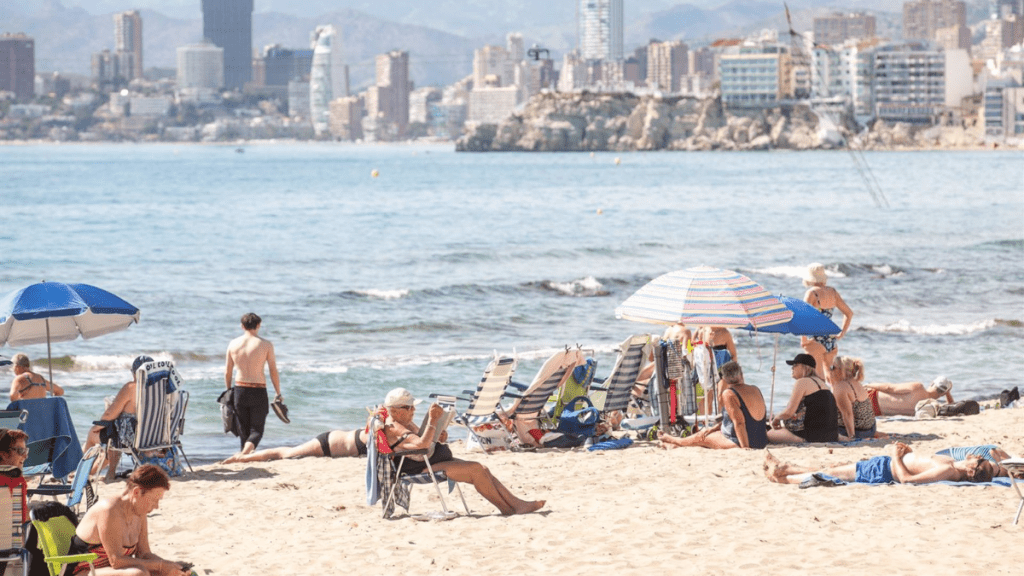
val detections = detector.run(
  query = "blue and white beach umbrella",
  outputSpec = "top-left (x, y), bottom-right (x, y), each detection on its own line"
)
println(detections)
top-left (0, 282), bottom-right (140, 382)
top-left (615, 266), bottom-right (792, 329)
top-left (740, 295), bottom-right (840, 336)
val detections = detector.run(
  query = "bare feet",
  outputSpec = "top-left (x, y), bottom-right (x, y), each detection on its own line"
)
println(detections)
top-left (657, 431), bottom-right (680, 449)
top-left (763, 449), bottom-right (783, 482)
top-left (220, 453), bottom-right (243, 464)
top-left (513, 500), bottom-right (545, 515)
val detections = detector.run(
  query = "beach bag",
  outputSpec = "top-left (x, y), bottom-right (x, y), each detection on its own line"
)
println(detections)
top-left (556, 396), bottom-right (599, 437)
top-left (138, 447), bottom-right (186, 477)
top-left (539, 431), bottom-right (586, 448)
top-left (466, 422), bottom-right (512, 453)
top-left (217, 389), bottom-right (239, 436)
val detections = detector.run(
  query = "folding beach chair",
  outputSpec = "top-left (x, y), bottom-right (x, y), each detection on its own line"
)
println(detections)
top-left (28, 446), bottom-right (101, 516)
top-left (551, 357), bottom-right (597, 420)
top-left (108, 360), bottom-right (188, 475)
top-left (502, 347), bottom-right (585, 445)
top-left (9, 397), bottom-right (82, 485)
top-left (0, 468), bottom-right (29, 576)
top-left (589, 335), bottom-right (651, 417)
top-left (0, 411), bottom-right (26, 431)
top-left (365, 413), bottom-right (469, 520)
top-left (29, 504), bottom-right (97, 576)
top-left (431, 354), bottom-right (518, 453)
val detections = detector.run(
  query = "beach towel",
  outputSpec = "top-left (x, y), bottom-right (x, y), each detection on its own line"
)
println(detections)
top-left (8, 397), bottom-right (83, 480)
top-left (587, 437), bottom-right (633, 451)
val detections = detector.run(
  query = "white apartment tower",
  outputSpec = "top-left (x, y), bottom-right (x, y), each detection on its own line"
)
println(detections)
top-left (176, 43), bottom-right (223, 89)
top-left (310, 25), bottom-right (347, 136)
top-left (578, 0), bottom-right (624, 61)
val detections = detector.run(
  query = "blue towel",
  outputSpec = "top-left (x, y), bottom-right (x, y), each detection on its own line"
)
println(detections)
top-left (366, 430), bottom-right (380, 506)
top-left (8, 397), bottom-right (83, 479)
top-left (587, 437), bottom-right (633, 451)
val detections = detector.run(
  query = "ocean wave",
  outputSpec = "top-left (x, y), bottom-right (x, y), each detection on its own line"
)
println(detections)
top-left (973, 239), bottom-right (1023, 250)
top-left (745, 262), bottom-right (923, 281)
top-left (348, 288), bottom-right (410, 300)
top-left (857, 319), bottom-right (1007, 336)
top-left (533, 276), bottom-right (610, 297)
top-left (22, 351), bottom-right (199, 373)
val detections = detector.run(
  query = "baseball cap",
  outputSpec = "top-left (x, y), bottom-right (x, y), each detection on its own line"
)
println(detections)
top-left (785, 353), bottom-right (816, 369)
top-left (384, 387), bottom-right (416, 408)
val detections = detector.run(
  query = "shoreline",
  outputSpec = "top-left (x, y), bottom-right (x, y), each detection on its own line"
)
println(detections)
top-left (92, 406), bottom-right (1024, 574)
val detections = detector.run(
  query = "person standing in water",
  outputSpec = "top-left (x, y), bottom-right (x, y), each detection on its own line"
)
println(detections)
top-left (224, 313), bottom-right (282, 456)
top-left (801, 263), bottom-right (853, 382)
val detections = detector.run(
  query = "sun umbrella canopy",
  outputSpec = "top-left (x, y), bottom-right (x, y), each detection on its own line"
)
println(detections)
top-left (740, 295), bottom-right (840, 336)
top-left (0, 282), bottom-right (140, 347)
top-left (615, 266), bottom-right (793, 329)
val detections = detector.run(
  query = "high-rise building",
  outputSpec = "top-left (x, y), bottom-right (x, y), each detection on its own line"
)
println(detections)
top-left (871, 42), bottom-right (971, 123)
top-left (0, 33), bottom-right (35, 100)
top-left (177, 43), bottom-right (224, 89)
top-left (903, 1), bottom-right (966, 42)
top-left (310, 25), bottom-right (347, 135)
top-left (647, 40), bottom-right (688, 92)
top-left (373, 50), bottom-right (410, 135)
top-left (814, 12), bottom-right (877, 46)
top-left (201, 0), bottom-right (253, 90)
top-left (934, 24), bottom-right (972, 54)
top-left (114, 10), bottom-right (143, 80)
top-left (993, 0), bottom-right (1023, 17)
top-left (578, 0), bottom-right (624, 61)
top-left (92, 49), bottom-right (134, 87)
top-left (473, 45), bottom-right (513, 88)
top-left (329, 96), bottom-right (364, 140)
top-left (719, 44), bottom-right (794, 109)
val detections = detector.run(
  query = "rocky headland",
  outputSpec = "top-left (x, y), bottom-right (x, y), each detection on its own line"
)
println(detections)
top-left (456, 92), bottom-right (992, 152)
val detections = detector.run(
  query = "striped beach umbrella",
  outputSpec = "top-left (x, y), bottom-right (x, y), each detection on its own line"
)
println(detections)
top-left (614, 266), bottom-right (793, 329)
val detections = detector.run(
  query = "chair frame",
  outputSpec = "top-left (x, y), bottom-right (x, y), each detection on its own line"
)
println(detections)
top-left (107, 361), bottom-right (191, 474)
top-left (0, 472), bottom-right (29, 576)
top-left (28, 508), bottom-right (97, 576)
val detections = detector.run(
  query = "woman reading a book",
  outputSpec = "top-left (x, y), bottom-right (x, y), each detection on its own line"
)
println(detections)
top-left (382, 387), bottom-right (545, 516)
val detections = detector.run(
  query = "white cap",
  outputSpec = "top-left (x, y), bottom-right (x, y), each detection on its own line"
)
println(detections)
top-left (931, 376), bottom-right (953, 395)
top-left (384, 387), bottom-right (416, 408)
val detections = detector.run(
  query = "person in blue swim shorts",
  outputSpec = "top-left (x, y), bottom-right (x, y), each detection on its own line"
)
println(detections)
top-left (764, 441), bottom-right (996, 485)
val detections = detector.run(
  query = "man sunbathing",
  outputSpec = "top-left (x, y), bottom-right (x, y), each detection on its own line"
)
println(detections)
top-left (863, 377), bottom-right (954, 416)
top-left (764, 442), bottom-right (996, 485)
top-left (220, 428), bottom-right (370, 464)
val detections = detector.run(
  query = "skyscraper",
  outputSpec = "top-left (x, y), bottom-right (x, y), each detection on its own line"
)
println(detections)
top-left (375, 51), bottom-right (410, 135)
top-left (201, 0), bottom-right (253, 90)
top-left (0, 33), bottom-right (34, 100)
top-left (309, 25), bottom-right (346, 135)
top-left (578, 0), bottom-right (624, 61)
top-left (903, 0), bottom-right (966, 42)
top-left (114, 10), bottom-right (143, 80)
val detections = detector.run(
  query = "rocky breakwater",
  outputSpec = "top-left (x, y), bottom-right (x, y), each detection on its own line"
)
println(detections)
top-left (456, 92), bottom-right (848, 152)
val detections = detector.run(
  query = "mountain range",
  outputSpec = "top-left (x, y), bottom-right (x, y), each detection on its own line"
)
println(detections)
top-left (2, 0), bottom-right (989, 90)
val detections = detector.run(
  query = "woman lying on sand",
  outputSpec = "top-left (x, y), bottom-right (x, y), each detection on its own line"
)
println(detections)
top-left (764, 442), bottom-right (996, 485)
top-left (220, 428), bottom-right (371, 464)
top-left (382, 387), bottom-right (544, 516)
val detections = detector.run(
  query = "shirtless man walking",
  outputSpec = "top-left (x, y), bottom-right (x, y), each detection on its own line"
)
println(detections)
top-left (225, 313), bottom-right (282, 456)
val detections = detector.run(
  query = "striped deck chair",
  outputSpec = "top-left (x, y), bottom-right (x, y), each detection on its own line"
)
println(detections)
top-left (365, 413), bottom-right (469, 520)
top-left (503, 348), bottom-right (585, 445)
top-left (109, 360), bottom-right (186, 475)
top-left (0, 468), bottom-right (29, 576)
top-left (431, 355), bottom-right (518, 453)
top-left (589, 335), bottom-right (652, 417)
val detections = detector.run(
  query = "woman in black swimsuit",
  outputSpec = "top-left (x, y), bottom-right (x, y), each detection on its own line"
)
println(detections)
top-left (221, 428), bottom-right (370, 464)
top-left (768, 354), bottom-right (839, 444)
top-left (382, 387), bottom-right (545, 516)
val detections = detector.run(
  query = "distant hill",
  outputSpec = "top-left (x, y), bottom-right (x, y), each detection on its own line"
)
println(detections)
top-left (3, 0), bottom-right (993, 88)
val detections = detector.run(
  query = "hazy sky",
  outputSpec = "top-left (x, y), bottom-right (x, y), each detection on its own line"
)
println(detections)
top-left (60, 0), bottom-right (911, 20)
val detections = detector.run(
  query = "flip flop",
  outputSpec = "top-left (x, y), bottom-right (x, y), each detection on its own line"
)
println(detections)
top-left (271, 398), bottom-right (290, 424)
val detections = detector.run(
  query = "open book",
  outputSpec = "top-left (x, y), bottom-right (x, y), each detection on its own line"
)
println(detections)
top-left (418, 406), bottom-right (455, 458)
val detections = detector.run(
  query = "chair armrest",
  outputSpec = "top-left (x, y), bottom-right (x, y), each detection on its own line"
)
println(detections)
top-left (393, 448), bottom-right (429, 457)
top-left (47, 553), bottom-right (98, 565)
top-left (592, 377), bottom-right (607, 385)
top-left (506, 381), bottom-right (527, 392)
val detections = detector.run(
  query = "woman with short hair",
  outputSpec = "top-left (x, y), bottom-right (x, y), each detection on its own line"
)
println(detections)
top-left (9, 353), bottom-right (64, 401)
top-left (67, 464), bottom-right (192, 575)
top-left (801, 263), bottom-right (854, 382)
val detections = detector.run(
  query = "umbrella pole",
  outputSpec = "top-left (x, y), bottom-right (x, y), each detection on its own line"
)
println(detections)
top-left (45, 318), bottom-right (54, 385)
top-left (769, 334), bottom-right (778, 419)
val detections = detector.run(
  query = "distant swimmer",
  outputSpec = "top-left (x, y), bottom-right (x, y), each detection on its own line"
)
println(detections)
top-left (224, 312), bottom-right (282, 457)
top-left (801, 263), bottom-right (853, 382)
top-left (9, 353), bottom-right (64, 402)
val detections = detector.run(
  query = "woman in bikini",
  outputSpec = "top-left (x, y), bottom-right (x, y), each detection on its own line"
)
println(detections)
top-left (831, 356), bottom-right (877, 440)
top-left (381, 387), bottom-right (544, 516)
top-left (67, 464), bottom-right (191, 575)
top-left (8, 353), bottom-right (64, 401)
top-left (801, 263), bottom-right (853, 382)
top-left (220, 427), bottom-right (371, 463)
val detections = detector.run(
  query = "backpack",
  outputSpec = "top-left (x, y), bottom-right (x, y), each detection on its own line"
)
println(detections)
top-left (556, 396), bottom-right (599, 437)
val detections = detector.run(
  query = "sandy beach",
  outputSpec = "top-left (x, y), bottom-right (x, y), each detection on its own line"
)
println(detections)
top-left (80, 405), bottom-right (1023, 575)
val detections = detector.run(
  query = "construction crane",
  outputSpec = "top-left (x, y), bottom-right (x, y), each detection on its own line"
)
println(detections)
top-left (784, 3), bottom-right (889, 208)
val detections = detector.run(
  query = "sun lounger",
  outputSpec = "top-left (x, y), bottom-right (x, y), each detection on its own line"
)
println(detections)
top-left (431, 354), bottom-right (518, 453)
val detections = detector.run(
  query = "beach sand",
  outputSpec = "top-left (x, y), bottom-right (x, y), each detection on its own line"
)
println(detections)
top-left (89, 406), bottom-right (1023, 575)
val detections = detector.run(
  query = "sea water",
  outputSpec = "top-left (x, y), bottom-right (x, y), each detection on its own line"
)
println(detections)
top-left (1, 143), bottom-right (1022, 463)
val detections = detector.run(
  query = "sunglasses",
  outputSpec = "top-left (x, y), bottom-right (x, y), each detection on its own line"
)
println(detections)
top-left (10, 446), bottom-right (27, 456)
